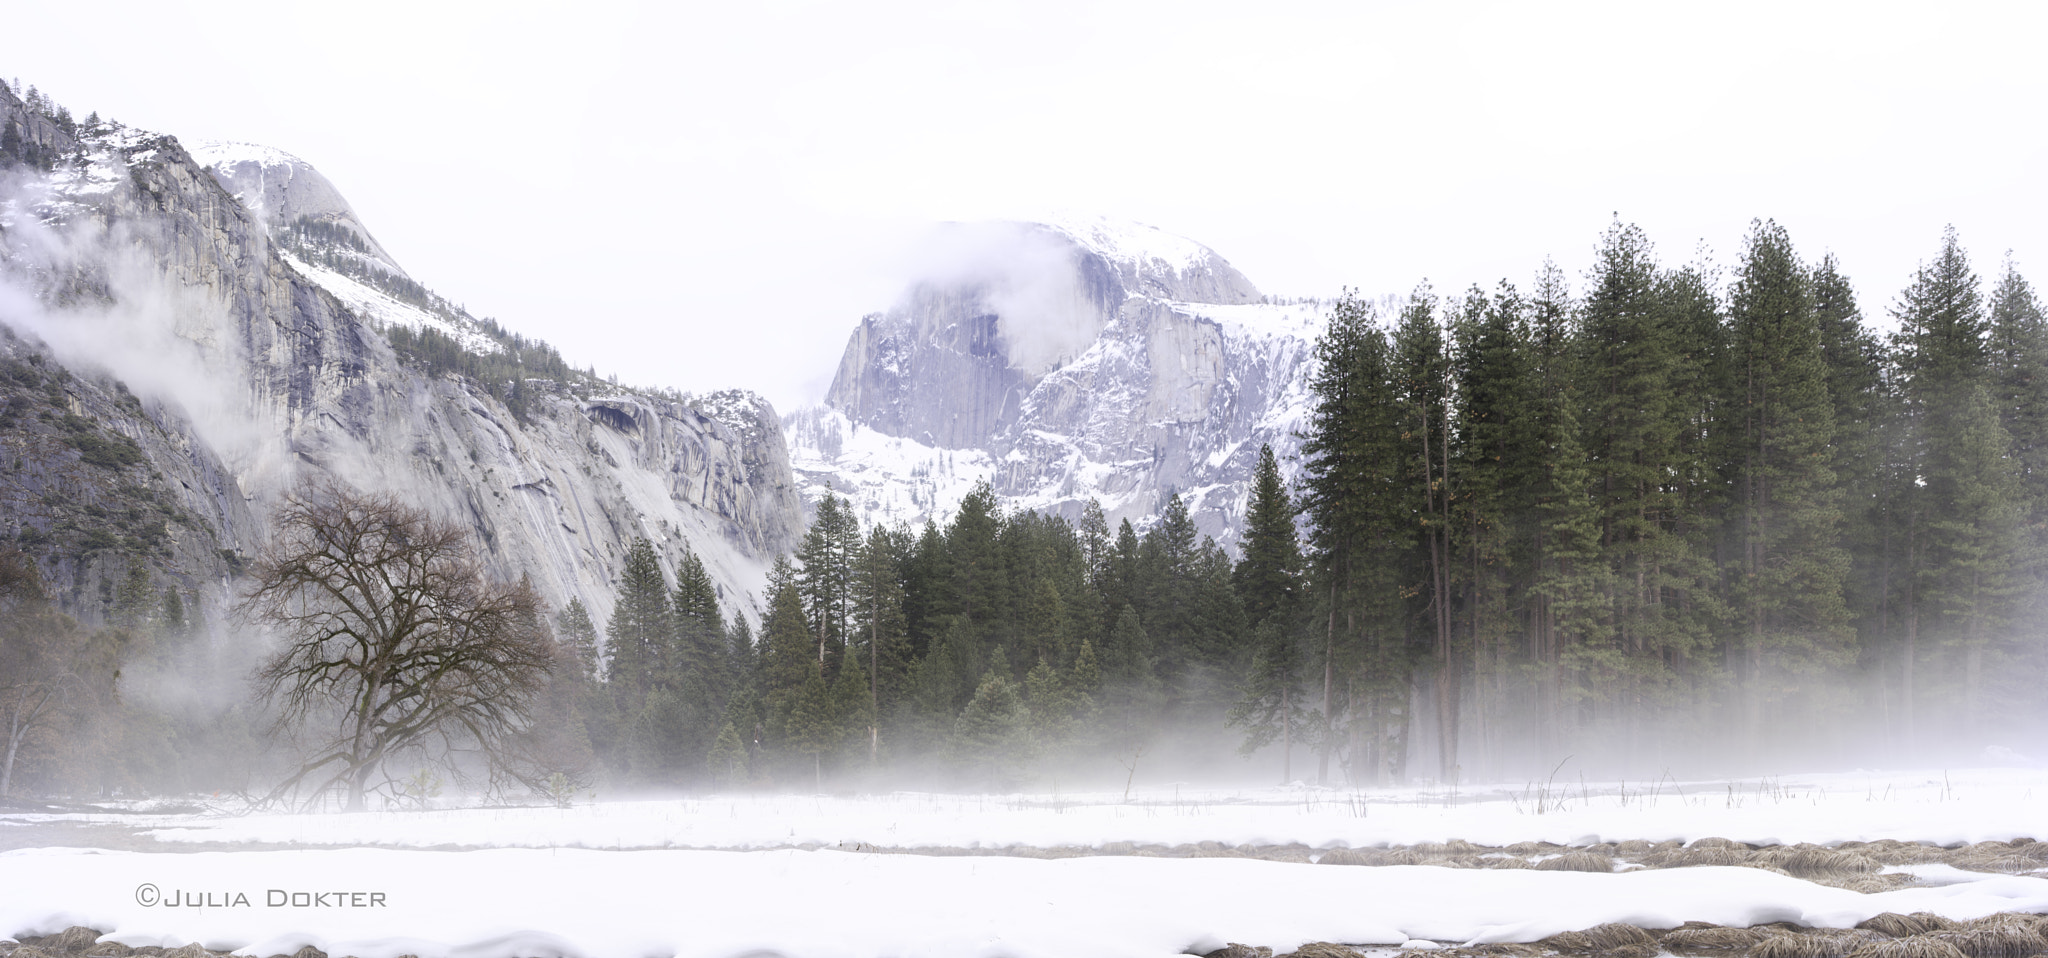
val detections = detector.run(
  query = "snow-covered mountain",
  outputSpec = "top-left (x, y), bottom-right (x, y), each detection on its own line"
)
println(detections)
top-left (0, 92), bottom-right (801, 629)
top-left (788, 216), bottom-right (1324, 547)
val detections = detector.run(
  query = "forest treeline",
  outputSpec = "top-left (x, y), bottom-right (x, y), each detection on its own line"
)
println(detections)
top-left (534, 480), bottom-right (1256, 791)
top-left (546, 219), bottom-right (2048, 792)
top-left (1290, 220), bottom-right (2047, 783)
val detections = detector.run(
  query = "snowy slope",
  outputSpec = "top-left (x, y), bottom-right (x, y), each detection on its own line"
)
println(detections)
top-left (278, 252), bottom-right (502, 355)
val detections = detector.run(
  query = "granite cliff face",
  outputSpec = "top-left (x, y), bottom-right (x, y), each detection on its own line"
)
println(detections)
top-left (0, 87), bottom-right (801, 629)
top-left (789, 217), bottom-right (1321, 548)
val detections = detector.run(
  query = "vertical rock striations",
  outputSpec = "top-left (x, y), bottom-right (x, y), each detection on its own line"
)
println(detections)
top-left (0, 86), bottom-right (801, 629)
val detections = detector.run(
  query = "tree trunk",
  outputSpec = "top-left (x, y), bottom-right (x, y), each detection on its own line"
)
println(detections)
top-left (1903, 519), bottom-right (1918, 752)
top-left (871, 589), bottom-right (881, 765)
top-left (1319, 582), bottom-right (1335, 785)
top-left (1281, 685), bottom-right (1292, 784)
top-left (347, 762), bottom-right (373, 812)
top-left (2, 708), bottom-right (24, 798)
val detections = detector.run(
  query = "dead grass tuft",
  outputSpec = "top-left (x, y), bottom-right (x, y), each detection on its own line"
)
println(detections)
top-left (1842, 937), bottom-right (1969, 958)
top-left (1924, 926), bottom-right (2046, 958)
top-left (1748, 929), bottom-right (1878, 958)
top-left (1317, 847), bottom-right (1426, 866)
top-left (1762, 844), bottom-right (1883, 875)
top-left (1946, 843), bottom-right (2048, 875)
top-left (1278, 944), bottom-right (1368, 958)
top-left (1663, 927), bottom-right (1767, 951)
top-left (1647, 846), bottom-right (1758, 868)
top-left (1464, 944), bottom-right (1546, 957)
top-left (1541, 931), bottom-right (1595, 951)
top-left (1535, 850), bottom-right (1615, 872)
top-left (1858, 915), bottom-right (1931, 939)
top-left (49, 931), bottom-right (103, 953)
top-left (1856, 841), bottom-right (1950, 866)
top-left (1962, 914), bottom-right (2044, 933)
top-left (1203, 945), bottom-right (1274, 958)
top-left (1477, 855), bottom-right (1534, 869)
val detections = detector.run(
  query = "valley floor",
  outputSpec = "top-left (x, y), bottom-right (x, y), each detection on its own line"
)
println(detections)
top-left (3, 767), bottom-right (2047, 958)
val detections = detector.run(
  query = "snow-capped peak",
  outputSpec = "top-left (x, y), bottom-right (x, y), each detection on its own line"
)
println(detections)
top-left (190, 139), bottom-right (308, 171)
top-left (1034, 212), bottom-right (1217, 275)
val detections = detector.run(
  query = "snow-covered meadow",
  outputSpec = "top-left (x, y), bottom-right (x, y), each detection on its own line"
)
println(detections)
top-left (4, 767), bottom-right (2047, 958)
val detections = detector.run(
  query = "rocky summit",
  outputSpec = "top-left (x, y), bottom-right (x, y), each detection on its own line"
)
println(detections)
top-left (787, 214), bottom-right (1323, 548)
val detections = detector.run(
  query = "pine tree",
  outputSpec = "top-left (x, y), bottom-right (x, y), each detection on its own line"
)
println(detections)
top-left (759, 554), bottom-right (821, 774)
top-left (783, 671), bottom-right (837, 789)
top-left (673, 549), bottom-right (725, 666)
top-left (725, 612), bottom-right (757, 692)
top-left (605, 538), bottom-right (672, 713)
top-left (1227, 617), bottom-right (1309, 781)
top-left (1811, 254), bottom-right (1891, 653)
top-left (1234, 444), bottom-right (1302, 629)
top-left (1299, 290), bottom-right (1411, 784)
top-left (1888, 227), bottom-right (1996, 744)
top-left (758, 555), bottom-right (814, 698)
top-left (1393, 284), bottom-right (1461, 782)
top-left (1920, 384), bottom-right (2021, 734)
top-left (1576, 221), bottom-right (1719, 742)
top-left (1079, 499), bottom-right (1113, 594)
top-left (1987, 258), bottom-right (2048, 648)
top-left (1989, 258), bottom-right (2048, 518)
top-left (659, 546), bottom-right (727, 782)
top-left (707, 720), bottom-right (749, 788)
top-left (1448, 282), bottom-right (1539, 777)
top-left (556, 598), bottom-right (601, 681)
top-left (953, 666), bottom-right (1031, 788)
top-left (1725, 220), bottom-right (1853, 743)
top-left (831, 652), bottom-right (874, 766)
top-left (796, 494), bottom-right (860, 670)
top-left (850, 524), bottom-right (910, 761)
top-left (1136, 492), bottom-right (1206, 699)
top-left (947, 481), bottom-right (1006, 628)
top-left (1519, 261), bottom-right (1606, 760)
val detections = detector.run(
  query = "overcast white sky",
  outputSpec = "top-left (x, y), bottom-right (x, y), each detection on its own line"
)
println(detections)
top-left (8, 1), bottom-right (2046, 410)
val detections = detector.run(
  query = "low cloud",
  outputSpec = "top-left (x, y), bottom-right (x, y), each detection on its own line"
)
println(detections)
top-left (896, 220), bottom-right (1110, 377)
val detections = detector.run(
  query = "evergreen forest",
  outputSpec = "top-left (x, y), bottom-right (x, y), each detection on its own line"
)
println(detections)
top-left (545, 219), bottom-right (2048, 792)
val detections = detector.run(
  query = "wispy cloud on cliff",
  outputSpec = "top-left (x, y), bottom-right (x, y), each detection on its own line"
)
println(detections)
top-left (892, 220), bottom-right (1107, 377)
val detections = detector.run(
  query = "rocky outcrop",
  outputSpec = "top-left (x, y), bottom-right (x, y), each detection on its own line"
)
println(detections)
top-left (192, 141), bottom-right (402, 271)
top-left (0, 85), bottom-right (801, 629)
top-left (792, 215), bottom-right (1319, 548)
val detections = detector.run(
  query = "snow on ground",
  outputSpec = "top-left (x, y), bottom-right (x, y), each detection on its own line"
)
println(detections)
top-left (7, 767), bottom-right (2038, 852)
top-left (5, 768), bottom-right (2046, 958)
top-left (4, 847), bottom-right (2047, 958)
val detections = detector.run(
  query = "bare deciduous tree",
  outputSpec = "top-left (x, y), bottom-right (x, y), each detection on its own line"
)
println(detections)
top-left (241, 484), bottom-right (552, 811)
